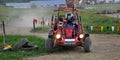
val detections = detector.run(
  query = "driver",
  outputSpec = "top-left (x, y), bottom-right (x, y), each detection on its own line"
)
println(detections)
top-left (65, 13), bottom-right (77, 27)
top-left (65, 13), bottom-right (79, 34)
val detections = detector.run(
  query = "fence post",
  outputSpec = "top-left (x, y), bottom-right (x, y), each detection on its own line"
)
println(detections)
top-left (33, 19), bottom-right (36, 29)
top-left (2, 21), bottom-right (6, 46)
top-left (2, 21), bottom-right (6, 36)
top-left (0, 22), bottom-right (2, 28)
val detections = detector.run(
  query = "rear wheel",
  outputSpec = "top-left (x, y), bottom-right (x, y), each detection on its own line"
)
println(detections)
top-left (45, 38), bottom-right (54, 53)
top-left (84, 37), bottom-right (91, 52)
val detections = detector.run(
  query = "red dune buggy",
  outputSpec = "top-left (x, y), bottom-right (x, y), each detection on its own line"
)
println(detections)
top-left (45, 6), bottom-right (91, 53)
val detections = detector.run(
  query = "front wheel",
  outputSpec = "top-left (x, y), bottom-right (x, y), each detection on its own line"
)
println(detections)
top-left (84, 37), bottom-right (91, 52)
top-left (45, 38), bottom-right (54, 53)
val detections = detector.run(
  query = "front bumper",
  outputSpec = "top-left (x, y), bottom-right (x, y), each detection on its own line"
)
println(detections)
top-left (57, 37), bottom-right (83, 46)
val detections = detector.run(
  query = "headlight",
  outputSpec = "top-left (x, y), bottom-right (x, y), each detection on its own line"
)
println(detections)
top-left (56, 34), bottom-right (61, 39)
top-left (79, 34), bottom-right (84, 38)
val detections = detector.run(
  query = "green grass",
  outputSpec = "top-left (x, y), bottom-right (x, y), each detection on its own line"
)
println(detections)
top-left (76, 4), bottom-right (120, 34)
top-left (0, 6), bottom-right (22, 22)
top-left (81, 12), bottom-right (120, 34)
top-left (81, 12), bottom-right (119, 25)
top-left (77, 4), bottom-right (120, 13)
top-left (0, 35), bottom-right (46, 60)
top-left (31, 27), bottom-right (50, 33)
top-left (0, 6), bottom-right (54, 22)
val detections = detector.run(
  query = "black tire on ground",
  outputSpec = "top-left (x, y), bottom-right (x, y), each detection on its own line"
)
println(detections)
top-left (21, 45), bottom-right (39, 51)
top-left (45, 38), bottom-right (54, 53)
top-left (12, 38), bottom-right (28, 51)
top-left (84, 37), bottom-right (91, 52)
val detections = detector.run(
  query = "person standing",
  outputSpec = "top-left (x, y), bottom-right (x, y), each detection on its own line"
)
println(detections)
top-left (41, 17), bottom-right (45, 27)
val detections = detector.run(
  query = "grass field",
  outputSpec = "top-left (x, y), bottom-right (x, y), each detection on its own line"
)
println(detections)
top-left (0, 35), bottom-right (46, 60)
top-left (0, 6), bottom-right (21, 21)
top-left (76, 4), bottom-right (120, 34)
top-left (77, 4), bottom-right (120, 13)
top-left (31, 27), bottom-right (50, 33)
top-left (0, 6), bottom-right (54, 22)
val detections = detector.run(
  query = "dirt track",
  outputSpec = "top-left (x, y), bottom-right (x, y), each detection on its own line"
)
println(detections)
top-left (5, 25), bottom-right (120, 60)
top-left (24, 34), bottom-right (120, 60)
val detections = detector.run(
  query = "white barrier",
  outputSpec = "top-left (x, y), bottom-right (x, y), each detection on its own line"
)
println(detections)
top-left (90, 26), bottom-right (93, 32)
top-left (85, 25), bottom-right (120, 32)
top-left (111, 26), bottom-right (115, 32)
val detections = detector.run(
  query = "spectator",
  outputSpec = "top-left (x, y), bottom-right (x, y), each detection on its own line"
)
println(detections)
top-left (41, 17), bottom-right (45, 27)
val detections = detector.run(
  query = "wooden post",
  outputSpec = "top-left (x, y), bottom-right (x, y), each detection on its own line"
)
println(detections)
top-left (33, 20), bottom-right (35, 29)
top-left (2, 21), bottom-right (6, 36)
top-left (2, 21), bottom-right (6, 46)
top-left (0, 22), bottom-right (2, 28)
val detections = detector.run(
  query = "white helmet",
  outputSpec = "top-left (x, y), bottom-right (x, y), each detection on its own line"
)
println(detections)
top-left (65, 13), bottom-right (73, 19)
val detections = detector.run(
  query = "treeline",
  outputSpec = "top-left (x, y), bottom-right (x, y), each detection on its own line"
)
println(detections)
top-left (0, 0), bottom-right (50, 3)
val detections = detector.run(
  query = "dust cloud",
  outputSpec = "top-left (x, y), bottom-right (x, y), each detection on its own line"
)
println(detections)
top-left (4, 8), bottom-right (52, 34)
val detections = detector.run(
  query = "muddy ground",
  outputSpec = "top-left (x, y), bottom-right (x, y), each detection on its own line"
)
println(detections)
top-left (24, 34), bottom-right (120, 60)
top-left (24, 13), bottom-right (120, 60)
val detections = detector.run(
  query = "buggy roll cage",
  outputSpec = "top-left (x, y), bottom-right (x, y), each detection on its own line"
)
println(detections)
top-left (53, 9), bottom-right (81, 21)
top-left (50, 4), bottom-right (82, 29)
